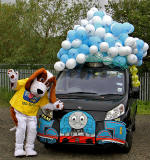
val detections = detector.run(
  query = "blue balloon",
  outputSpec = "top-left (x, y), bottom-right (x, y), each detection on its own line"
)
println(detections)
top-left (94, 23), bottom-right (103, 30)
top-left (137, 60), bottom-right (143, 66)
top-left (75, 29), bottom-right (87, 40)
top-left (93, 11), bottom-right (105, 18)
top-left (119, 33), bottom-right (128, 45)
top-left (67, 30), bottom-right (76, 42)
top-left (105, 25), bottom-right (112, 33)
top-left (89, 36), bottom-right (102, 48)
top-left (122, 22), bottom-right (134, 34)
top-left (68, 48), bottom-right (78, 58)
top-left (105, 37), bottom-right (116, 47)
top-left (78, 44), bottom-right (89, 55)
top-left (136, 50), bottom-right (143, 60)
top-left (58, 48), bottom-right (69, 59)
top-left (111, 23), bottom-right (123, 36)
top-left (102, 52), bottom-right (108, 57)
top-left (60, 54), bottom-right (69, 63)
top-left (113, 56), bottom-right (127, 67)
top-left (136, 40), bottom-right (144, 50)
top-left (82, 38), bottom-right (89, 46)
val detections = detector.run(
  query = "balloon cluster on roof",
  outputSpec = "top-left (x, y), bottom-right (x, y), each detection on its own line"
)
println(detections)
top-left (54, 7), bottom-right (149, 71)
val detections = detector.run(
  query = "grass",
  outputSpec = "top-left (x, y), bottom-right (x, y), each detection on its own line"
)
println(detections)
top-left (0, 87), bottom-right (150, 114)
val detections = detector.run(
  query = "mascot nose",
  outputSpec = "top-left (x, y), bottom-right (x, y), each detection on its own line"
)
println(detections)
top-left (37, 89), bottom-right (43, 94)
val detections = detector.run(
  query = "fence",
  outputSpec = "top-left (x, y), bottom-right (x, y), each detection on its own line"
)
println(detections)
top-left (0, 65), bottom-right (150, 101)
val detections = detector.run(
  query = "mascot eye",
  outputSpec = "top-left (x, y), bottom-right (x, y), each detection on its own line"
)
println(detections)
top-left (80, 116), bottom-right (84, 121)
top-left (72, 116), bottom-right (76, 121)
top-left (39, 77), bottom-right (45, 82)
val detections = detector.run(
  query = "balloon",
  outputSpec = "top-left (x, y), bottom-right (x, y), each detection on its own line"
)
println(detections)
top-left (71, 39), bottom-right (82, 48)
top-left (132, 80), bottom-right (140, 87)
top-left (80, 19), bottom-right (89, 27)
top-left (125, 37), bottom-right (135, 47)
top-left (132, 74), bottom-right (139, 81)
top-left (102, 52), bottom-right (108, 57)
top-left (54, 61), bottom-right (65, 71)
top-left (61, 40), bottom-right (71, 50)
top-left (76, 53), bottom-right (86, 64)
top-left (73, 25), bottom-right (80, 30)
top-left (130, 65), bottom-right (138, 74)
top-left (92, 16), bottom-right (102, 24)
top-left (111, 22), bottom-right (123, 36)
top-left (78, 44), bottom-right (89, 55)
top-left (66, 58), bottom-right (76, 69)
top-left (136, 39), bottom-right (144, 50)
top-left (104, 33), bottom-right (114, 40)
top-left (76, 29), bottom-right (87, 40)
top-left (87, 10), bottom-right (94, 20)
top-left (143, 51), bottom-right (147, 57)
top-left (85, 24), bottom-right (95, 36)
top-left (100, 42), bottom-right (109, 52)
top-left (102, 15), bottom-right (112, 26)
top-left (137, 60), bottom-right (143, 66)
top-left (119, 33), bottom-right (128, 45)
top-left (105, 37), bottom-right (116, 47)
top-left (76, 26), bottom-right (86, 31)
top-left (108, 47), bottom-right (119, 57)
top-left (89, 36), bottom-right (101, 48)
top-left (95, 27), bottom-right (106, 38)
top-left (105, 25), bottom-right (111, 33)
top-left (60, 54), bottom-right (69, 63)
top-left (93, 11), bottom-right (105, 18)
top-left (136, 50), bottom-right (143, 60)
top-left (115, 42), bottom-right (123, 47)
top-left (67, 30), bottom-right (76, 42)
top-left (133, 48), bottom-right (138, 54)
top-left (93, 23), bottom-right (103, 29)
top-left (103, 56), bottom-right (113, 65)
top-left (143, 42), bottom-right (149, 52)
top-left (90, 45), bottom-right (98, 54)
top-left (127, 54), bottom-right (138, 65)
top-left (125, 46), bottom-right (132, 55)
top-left (90, 7), bottom-right (98, 12)
top-left (113, 56), bottom-right (127, 67)
top-left (122, 22), bottom-right (134, 34)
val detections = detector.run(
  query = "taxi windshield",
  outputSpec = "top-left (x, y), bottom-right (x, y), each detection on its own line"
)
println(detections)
top-left (56, 68), bottom-right (125, 96)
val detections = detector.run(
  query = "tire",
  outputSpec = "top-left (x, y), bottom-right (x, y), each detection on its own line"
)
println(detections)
top-left (121, 130), bottom-right (133, 153)
top-left (44, 143), bottom-right (50, 149)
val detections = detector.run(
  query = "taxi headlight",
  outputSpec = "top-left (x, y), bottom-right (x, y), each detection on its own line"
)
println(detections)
top-left (105, 104), bottom-right (125, 120)
top-left (41, 108), bottom-right (53, 119)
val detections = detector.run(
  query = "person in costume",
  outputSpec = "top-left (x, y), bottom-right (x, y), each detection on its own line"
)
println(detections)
top-left (8, 68), bottom-right (63, 157)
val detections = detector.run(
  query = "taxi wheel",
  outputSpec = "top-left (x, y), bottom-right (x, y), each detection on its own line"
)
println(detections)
top-left (44, 143), bottom-right (50, 149)
top-left (121, 130), bottom-right (133, 153)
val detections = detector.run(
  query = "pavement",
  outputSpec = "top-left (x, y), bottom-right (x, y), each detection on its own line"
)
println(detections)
top-left (0, 107), bottom-right (150, 160)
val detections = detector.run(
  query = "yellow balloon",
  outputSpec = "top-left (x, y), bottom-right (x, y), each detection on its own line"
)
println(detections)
top-left (132, 74), bottom-right (139, 81)
top-left (132, 80), bottom-right (140, 87)
top-left (130, 65), bottom-right (138, 74)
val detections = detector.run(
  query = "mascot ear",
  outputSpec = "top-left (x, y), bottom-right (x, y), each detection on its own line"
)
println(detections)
top-left (25, 68), bottom-right (47, 92)
top-left (48, 76), bottom-right (57, 103)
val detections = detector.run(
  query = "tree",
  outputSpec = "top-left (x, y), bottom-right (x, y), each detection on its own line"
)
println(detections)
top-left (0, 0), bottom-right (101, 65)
top-left (105, 0), bottom-right (150, 72)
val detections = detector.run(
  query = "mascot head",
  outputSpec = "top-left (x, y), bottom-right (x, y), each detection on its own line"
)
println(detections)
top-left (25, 68), bottom-right (56, 103)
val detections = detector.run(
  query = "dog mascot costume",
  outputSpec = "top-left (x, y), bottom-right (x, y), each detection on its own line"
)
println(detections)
top-left (8, 68), bottom-right (63, 157)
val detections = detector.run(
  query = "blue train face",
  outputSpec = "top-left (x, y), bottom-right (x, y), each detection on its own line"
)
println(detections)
top-left (37, 110), bottom-right (126, 145)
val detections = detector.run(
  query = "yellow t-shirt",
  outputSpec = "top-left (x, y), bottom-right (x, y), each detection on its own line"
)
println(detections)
top-left (10, 78), bottom-right (49, 116)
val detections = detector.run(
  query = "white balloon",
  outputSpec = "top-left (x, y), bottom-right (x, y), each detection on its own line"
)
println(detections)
top-left (61, 40), bottom-right (71, 50)
top-left (125, 46), bottom-right (132, 55)
top-left (54, 61), bottom-right (65, 71)
top-left (73, 25), bottom-right (80, 30)
top-left (127, 54), bottom-right (138, 65)
top-left (104, 33), bottom-right (114, 40)
top-left (133, 48), bottom-right (138, 54)
top-left (95, 27), bottom-right (106, 38)
top-left (97, 52), bottom-right (103, 59)
top-left (71, 39), bottom-right (82, 48)
top-left (115, 42), bottom-right (122, 47)
top-left (103, 56), bottom-right (113, 65)
top-left (118, 47), bottom-right (128, 56)
top-left (76, 53), bottom-right (86, 64)
top-left (66, 58), bottom-right (76, 69)
top-left (80, 19), bottom-right (89, 27)
top-left (90, 7), bottom-right (98, 12)
top-left (85, 24), bottom-right (95, 35)
top-left (125, 37), bottom-right (135, 47)
top-left (102, 15), bottom-right (112, 26)
top-left (77, 26), bottom-right (86, 31)
top-left (100, 42), bottom-right (109, 52)
top-left (87, 10), bottom-right (94, 20)
top-left (90, 45), bottom-right (98, 54)
top-left (143, 42), bottom-right (149, 52)
top-left (108, 47), bottom-right (119, 57)
top-left (92, 16), bottom-right (102, 24)
top-left (143, 51), bottom-right (147, 57)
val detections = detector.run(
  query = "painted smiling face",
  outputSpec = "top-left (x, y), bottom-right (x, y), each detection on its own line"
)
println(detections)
top-left (69, 111), bottom-right (87, 129)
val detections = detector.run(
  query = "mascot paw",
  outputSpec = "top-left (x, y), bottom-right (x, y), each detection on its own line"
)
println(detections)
top-left (26, 149), bottom-right (37, 156)
top-left (54, 100), bottom-right (64, 110)
top-left (14, 149), bottom-right (26, 157)
top-left (7, 69), bottom-right (18, 83)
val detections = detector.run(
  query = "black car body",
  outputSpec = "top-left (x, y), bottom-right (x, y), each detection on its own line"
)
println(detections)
top-left (37, 63), bottom-right (138, 152)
